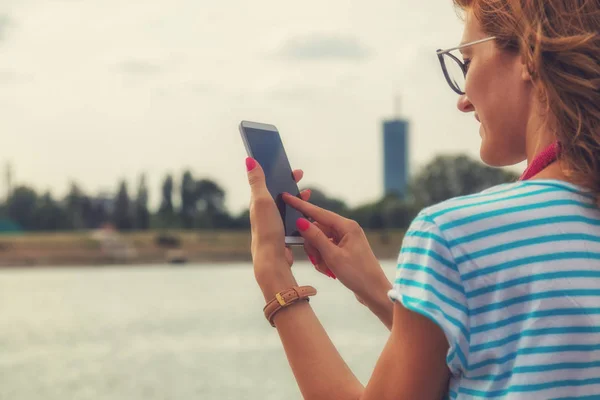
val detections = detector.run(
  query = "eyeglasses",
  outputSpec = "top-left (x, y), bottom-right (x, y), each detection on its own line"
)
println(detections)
top-left (436, 36), bottom-right (497, 95)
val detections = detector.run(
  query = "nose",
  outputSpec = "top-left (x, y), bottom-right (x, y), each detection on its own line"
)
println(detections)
top-left (457, 94), bottom-right (475, 113)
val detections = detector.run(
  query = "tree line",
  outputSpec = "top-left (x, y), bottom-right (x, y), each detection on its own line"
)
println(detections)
top-left (0, 155), bottom-right (519, 232)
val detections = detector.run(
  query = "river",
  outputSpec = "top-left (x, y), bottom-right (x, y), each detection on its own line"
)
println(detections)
top-left (0, 262), bottom-right (398, 400)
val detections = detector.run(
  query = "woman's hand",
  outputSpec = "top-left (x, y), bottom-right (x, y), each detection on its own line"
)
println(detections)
top-left (283, 193), bottom-right (394, 328)
top-left (245, 158), bottom-right (310, 299)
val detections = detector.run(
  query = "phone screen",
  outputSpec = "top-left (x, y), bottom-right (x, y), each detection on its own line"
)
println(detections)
top-left (243, 126), bottom-right (304, 238)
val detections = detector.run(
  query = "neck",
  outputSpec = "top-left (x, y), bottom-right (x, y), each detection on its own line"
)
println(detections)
top-left (523, 92), bottom-right (559, 164)
top-left (519, 96), bottom-right (570, 181)
top-left (529, 161), bottom-right (568, 181)
top-left (525, 121), bottom-right (555, 165)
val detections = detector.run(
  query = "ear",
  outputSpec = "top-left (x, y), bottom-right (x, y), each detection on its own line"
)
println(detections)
top-left (520, 55), bottom-right (535, 82)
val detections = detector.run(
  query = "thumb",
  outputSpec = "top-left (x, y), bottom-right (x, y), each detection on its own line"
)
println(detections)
top-left (246, 157), bottom-right (270, 199)
top-left (296, 218), bottom-right (339, 261)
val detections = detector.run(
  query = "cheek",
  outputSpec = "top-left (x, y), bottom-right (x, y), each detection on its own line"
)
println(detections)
top-left (464, 59), bottom-right (488, 107)
top-left (467, 62), bottom-right (529, 165)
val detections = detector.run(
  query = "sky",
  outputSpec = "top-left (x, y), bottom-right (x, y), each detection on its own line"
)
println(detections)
top-left (0, 0), bottom-right (524, 214)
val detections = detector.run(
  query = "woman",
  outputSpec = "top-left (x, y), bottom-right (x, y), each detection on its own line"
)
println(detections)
top-left (245, 0), bottom-right (599, 398)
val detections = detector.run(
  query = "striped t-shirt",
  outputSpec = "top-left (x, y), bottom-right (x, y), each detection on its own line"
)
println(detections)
top-left (388, 179), bottom-right (600, 399)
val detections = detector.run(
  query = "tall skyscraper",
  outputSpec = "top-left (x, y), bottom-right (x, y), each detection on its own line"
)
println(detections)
top-left (383, 118), bottom-right (409, 199)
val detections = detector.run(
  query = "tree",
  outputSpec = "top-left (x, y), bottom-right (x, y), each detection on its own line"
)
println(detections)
top-left (347, 202), bottom-right (382, 230)
top-left (409, 154), bottom-right (519, 207)
top-left (157, 174), bottom-right (175, 228)
top-left (305, 188), bottom-right (349, 217)
top-left (88, 198), bottom-right (109, 229)
top-left (230, 209), bottom-right (250, 229)
top-left (159, 174), bottom-right (174, 215)
top-left (64, 185), bottom-right (100, 230)
top-left (134, 174), bottom-right (150, 230)
top-left (113, 180), bottom-right (132, 231)
top-left (79, 196), bottom-right (95, 229)
top-left (34, 192), bottom-right (69, 231)
top-left (6, 186), bottom-right (38, 230)
top-left (64, 182), bottom-right (86, 229)
top-left (195, 178), bottom-right (226, 228)
top-left (380, 194), bottom-right (420, 230)
top-left (180, 170), bottom-right (196, 229)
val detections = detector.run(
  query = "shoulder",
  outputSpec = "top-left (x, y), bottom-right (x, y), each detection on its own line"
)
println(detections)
top-left (418, 182), bottom-right (522, 225)
top-left (413, 180), bottom-right (593, 231)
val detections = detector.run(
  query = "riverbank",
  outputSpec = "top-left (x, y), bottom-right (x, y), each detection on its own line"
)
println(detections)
top-left (0, 230), bottom-right (405, 267)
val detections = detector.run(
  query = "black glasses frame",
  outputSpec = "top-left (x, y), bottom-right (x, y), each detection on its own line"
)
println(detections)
top-left (435, 36), bottom-right (497, 96)
top-left (436, 52), bottom-right (467, 95)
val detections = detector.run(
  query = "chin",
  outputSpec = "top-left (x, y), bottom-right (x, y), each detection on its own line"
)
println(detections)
top-left (480, 149), bottom-right (509, 167)
top-left (480, 138), bottom-right (526, 167)
top-left (480, 135), bottom-right (512, 167)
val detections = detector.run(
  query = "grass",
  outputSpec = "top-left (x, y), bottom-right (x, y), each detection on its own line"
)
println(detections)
top-left (0, 229), bottom-right (406, 267)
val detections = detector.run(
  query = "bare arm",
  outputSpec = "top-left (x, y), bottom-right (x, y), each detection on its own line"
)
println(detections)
top-left (247, 160), bottom-right (451, 399)
top-left (262, 278), bottom-right (451, 400)
top-left (359, 278), bottom-right (394, 330)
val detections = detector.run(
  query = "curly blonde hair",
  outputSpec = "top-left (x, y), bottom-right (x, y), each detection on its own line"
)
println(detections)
top-left (453, 0), bottom-right (600, 202)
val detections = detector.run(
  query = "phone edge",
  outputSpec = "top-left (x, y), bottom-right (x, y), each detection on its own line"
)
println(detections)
top-left (285, 236), bottom-right (305, 246)
top-left (238, 121), bottom-right (255, 159)
top-left (239, 120), bottom-right (305, 245)
top-left (240, 120), bottom-right (278, 132)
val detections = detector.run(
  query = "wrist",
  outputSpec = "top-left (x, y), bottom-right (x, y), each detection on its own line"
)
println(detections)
top-left (361, 278), bottom-right (393, 317)
top-left (255, 263), bottom-right (297, 302)
top-left (259, 276), bottom-right (298, 302)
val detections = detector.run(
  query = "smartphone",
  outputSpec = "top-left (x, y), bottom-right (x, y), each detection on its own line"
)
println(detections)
top-left (239, 120), bottom-right (305, 246)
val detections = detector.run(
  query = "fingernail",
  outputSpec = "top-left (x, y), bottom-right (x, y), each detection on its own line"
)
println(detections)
top-left (246, 157), bottom-right (256, 171)
top-left (308, 255), bottom-right (317, 265)
top-left (327, 269), bottom-right (337, 279)
top-left (296, 218), bottom-right (310, 232)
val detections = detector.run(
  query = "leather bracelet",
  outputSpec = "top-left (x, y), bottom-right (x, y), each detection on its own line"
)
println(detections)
top-left (263, 285), bottom-right (317, 327)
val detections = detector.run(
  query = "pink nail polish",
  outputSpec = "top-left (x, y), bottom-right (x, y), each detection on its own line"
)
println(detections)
top-left (308, 255), bottom-right (317, 265)
top-left (246, 157), bottom-right (256, 171)
top-left (327, 269), bottom-right (337, 279)
top-left (296, 218), bottom-right (310, 232)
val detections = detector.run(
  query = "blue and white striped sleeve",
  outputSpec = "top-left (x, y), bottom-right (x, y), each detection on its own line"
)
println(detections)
top-left (388, 212), bottom-right (469, 376)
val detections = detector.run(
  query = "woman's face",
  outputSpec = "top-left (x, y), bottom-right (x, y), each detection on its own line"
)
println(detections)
top-left (457, 10), bottom-right (533, 167)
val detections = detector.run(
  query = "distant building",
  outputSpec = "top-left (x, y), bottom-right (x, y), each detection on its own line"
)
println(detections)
top-left (383, 118), bottom-right (409, 199)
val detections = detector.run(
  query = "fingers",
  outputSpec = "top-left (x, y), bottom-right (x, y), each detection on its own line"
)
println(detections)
top-left (306, 223), bottom-right (337, 279)
top-left (247, 162), bottom-right (310, 203)
top-left (307, 252), bottom-right (326, 276)
top-left (304, 241), bottom-right (322, 266)
top-left (305, 243), bottom-right (336, 279)
top-left (284, 247), bottom-right (294, 267)
top-left (246, 158), bottom-right (282, 242)
top-left (284, 193), bottom-right (350, 234)
top-left (292, 169), bottom-right (304, 183)
top-left (246, 158), bottom-right (270, 200)
top-left (300, 189), bottom-right (311, 201)
top-left (295, 170), bottom-right (311, 201)
top-left (314, 221), bottom-right (336, 241)
top-left (296, 217), bottom-right (340, 263)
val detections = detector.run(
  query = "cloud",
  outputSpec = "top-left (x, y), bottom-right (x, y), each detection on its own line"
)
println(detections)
top-left (0, 68), bottom-right (19, 83)
top-left (117, 60), bottom-right (164, 76)
top-left (0, 67), bottom-right (34, 84)
top-left (0, 14), bottom-right (11, 42)
top-left (275, 33), bottom-right (372, 62)
top-left (190, 83), bottom-right (214, 94)
top-left (269, 85), bottom-right (319, 102)
top-left (269, 75), bottom-right (359, 102)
